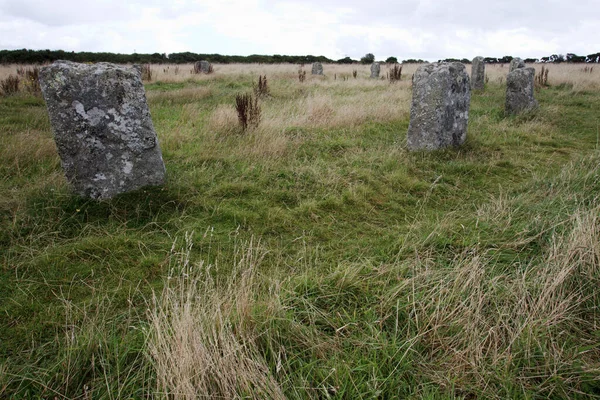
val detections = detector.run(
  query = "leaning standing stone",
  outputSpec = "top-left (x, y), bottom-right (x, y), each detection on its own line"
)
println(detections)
top-left (509, 57), bottom-right (525, 72)
top-left (370, 62), bottom-right (380, 78)
top-left (407, 62), bottom-right (471, 151)
top-left (471, 56), bottom-right (485, 91)
top-left (311, 62), bottom-right (323, 75)
top-left (505, 67), bottom-right (538, 115)
top-left (39, 60), bottom-right (166, 199)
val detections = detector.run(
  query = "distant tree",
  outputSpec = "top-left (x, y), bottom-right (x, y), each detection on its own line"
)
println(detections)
top-left (360, 53), bottom-right (375, 64)
top-left (565, 53), bottom-right (586, 63)
top-left (337, 57), bottom-right (355, 64)
top-left (586, 53), bottom-right (600, 63)
top-left (524, 58), bottom-right (538, 63)
top-left (385, 56), bottom-right (398, 63)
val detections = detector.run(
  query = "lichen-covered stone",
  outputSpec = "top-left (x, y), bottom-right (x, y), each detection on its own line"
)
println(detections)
top-left (311, 62), bottom-right (323, 75)
top-left (471, 56), bottom-right (485, 91)
top-left (509, 57), bottom-right (525, 72)
top-left (39, 60), bottom-right (166, 199)
top-left (370, 62), bottom-right (380, 78)
top-left (505, 67), bottom-right (538, 115)
top-left (407, 62), bottom-right (471, 151)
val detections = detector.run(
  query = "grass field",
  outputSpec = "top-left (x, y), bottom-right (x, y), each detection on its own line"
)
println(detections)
top-left (1, 62), bottom-right (600, 399)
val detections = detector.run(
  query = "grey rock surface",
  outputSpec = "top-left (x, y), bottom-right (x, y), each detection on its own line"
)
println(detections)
top-left (505, 67), bottom-right (538, 115)
top-left (407, 62), bottom-right (471, 151)
top-left (370, 62), bottom-right (380, 78)
top-left (311, 62), bottom-right (323, 75)
top-left (471, 56), bottom-right (485, 91)
top-left (194, 60), bottom-right (210, 73)
top-left (39, 60), bottom-right (166, 199)
top-left (509, 57), bottom-right (525, 72)
top-left (200, 60), bottom-right (210, 73)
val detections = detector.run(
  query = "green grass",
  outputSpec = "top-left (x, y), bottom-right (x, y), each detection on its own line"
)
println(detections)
top-left (1, 73), bottom-right (600, 399)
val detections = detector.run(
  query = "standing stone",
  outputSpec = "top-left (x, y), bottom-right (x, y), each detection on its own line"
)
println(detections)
top-left (505, 67), bottom-right (538, 115)
top-left (39, 60), bottom-right (166, 199)
top-left (194, 60), bottom-right (211, 73)
top-left (311, 62), bottom-right (323, 75)
top-left (471, 56), bottom-right (485, 91)
top-left (407, 62), bottom-right (471, 151)
top-left (509, 57), bottom-right (525, 72)
top-left (370, 62), bottom-right (380, 78)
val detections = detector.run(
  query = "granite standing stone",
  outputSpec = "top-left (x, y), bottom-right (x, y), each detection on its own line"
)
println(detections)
top-left (370, 62), bottom-right (380, 78)
top-left (39, 60), bottom-right (166, 199)
top-left (505, 67), bottom-right (538, 115)
top-left (200, 60), bottom-right (210, 73)
top-left (311, 62), bottom-right (323, 75)
top-left (471, 56), bottom-right (485, 91)
top-left (509, 57), bottom-right (525, 72)
top-left (407, 62), bottom-right (471, 151)
top-left (194, 60), bottom-right (211, 73)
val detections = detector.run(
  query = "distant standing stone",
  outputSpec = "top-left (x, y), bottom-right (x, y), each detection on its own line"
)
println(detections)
top-left (195, 60), bottom-right (210, 73)
top-left (311, 62), bottom-right (323, 75)
top-left (370, 62), bottom-right (380, 78)
top-left (509, 57), bottom-right (525, 72)
top-left (505, 67), bottom-right (538, 115)
top-left (471, 56), bottom-right (485, 91)
top-left (39, 60), bottom-right (166, 199)
top-left (407, 62), bottom-right (471, 151)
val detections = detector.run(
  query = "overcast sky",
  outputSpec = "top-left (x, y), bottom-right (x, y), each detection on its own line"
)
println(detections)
top-left (0, 0), bottom-right (598, 61)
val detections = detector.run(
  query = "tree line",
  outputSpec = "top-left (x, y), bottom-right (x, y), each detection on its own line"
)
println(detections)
top-left (441, 53), bottom-right (600, 64)
top-left (0, 49), bottom-right (334, 65)
top-left (1, 49), bottom-right (599, 65)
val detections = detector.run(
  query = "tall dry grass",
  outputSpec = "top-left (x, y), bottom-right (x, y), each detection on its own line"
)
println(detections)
top-left (482, 63), bottom-right (600, 90)
top-left (2, 62), bottom-right (600, 90)
top-left (145, 63), bottom-right (421, 83)
top-left (387, 204), bottom-right (600, 397)
top-left (199, 67), bottom-right (412, 159)
top-left (143, 62), bottom-right (600, 91)
top-left (147, 235), bottom-right (285, 400)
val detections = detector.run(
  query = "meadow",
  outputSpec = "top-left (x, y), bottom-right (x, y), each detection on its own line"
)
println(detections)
top-left (1, 62), bottom-right (600, 399)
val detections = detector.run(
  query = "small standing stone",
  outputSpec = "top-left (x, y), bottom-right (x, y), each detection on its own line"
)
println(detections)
top-left (39, 61), bottom-right (166, 199)
top-left (194, 60), bottom-right (211, 73)
top-left (505, 67), bottom-right (538, 115)
top-left (407, 62), bottom-right (471, 151)
top-left (509, 57), bottom-right (525, 72)
top-left (311, 62), bottom-right (323, 75)
top-left (471, 56), bottom-right (485, 91)
top-left (370, 62), bottom-right (380, 78)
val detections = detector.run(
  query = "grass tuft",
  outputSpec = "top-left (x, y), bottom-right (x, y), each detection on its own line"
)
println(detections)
top-left (388, 64), bottom-right (403, 82)
top-left (147, 235), bottom-right (286, 399)
top-left (0, 75), bottom-right (20, 96)
top-left (235, 92), bottom-right (261, 132)
top-left (141, 64), bottom-right (153, 82)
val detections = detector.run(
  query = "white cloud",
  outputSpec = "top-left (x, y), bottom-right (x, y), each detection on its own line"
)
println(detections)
top-left (0, 0), bottom-right (598, 60)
